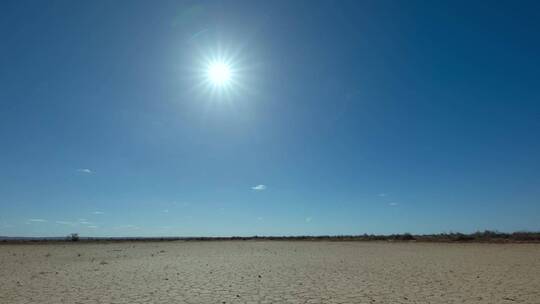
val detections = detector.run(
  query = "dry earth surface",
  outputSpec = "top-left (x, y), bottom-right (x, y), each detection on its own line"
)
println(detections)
top-left (1, 241), bottom-right (539, 303)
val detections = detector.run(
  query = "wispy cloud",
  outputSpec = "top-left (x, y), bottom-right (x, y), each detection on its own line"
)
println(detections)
top-left (162, 209), bottom-right (169, 213)
top-left (91, 211), bottom-right (104, 215)
top-left (305, 217), bottom-right (312, 223)
top-left (28, 218), bottom-right (46, 222)
top-left (115, 224), bottom-right (139, 230)
top-left (257, 217), bottom-right (264, 221)
top-left (77, 168), bottom-right (93, 174)
top-left (388, 202), bottom-right (399, 206)
top-left (1, 221), bottom-right (14, 228)
top-left (251, 184), bottom-right (267, 191)
top-left (87, 225), bottom-right (98, 229)
top-left (55, 221), bottom-right (76, 225)
top-left (378, 193), bottom-right (388, 197)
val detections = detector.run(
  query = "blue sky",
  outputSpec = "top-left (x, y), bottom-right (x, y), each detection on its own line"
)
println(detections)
top-left (1, 0), bottom-right (539, 237)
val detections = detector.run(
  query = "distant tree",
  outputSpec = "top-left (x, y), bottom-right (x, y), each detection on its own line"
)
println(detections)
top-left (401, 233), bottom-right (415, 241)
top-left (68, 233), bottom-right (80, 242)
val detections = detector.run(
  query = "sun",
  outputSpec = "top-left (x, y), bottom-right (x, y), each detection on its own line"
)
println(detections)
top-left (207, 61), bottom-right (232, 87)
top-left (193, 47), bottom-right (248, 99)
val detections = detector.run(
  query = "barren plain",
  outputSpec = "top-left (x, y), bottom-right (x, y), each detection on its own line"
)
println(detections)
top-left (1, 241), bottom-right (539, 303)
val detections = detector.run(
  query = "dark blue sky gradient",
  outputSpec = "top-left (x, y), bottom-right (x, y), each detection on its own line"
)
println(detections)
top-left (1, 1), bottom-right (539, 236)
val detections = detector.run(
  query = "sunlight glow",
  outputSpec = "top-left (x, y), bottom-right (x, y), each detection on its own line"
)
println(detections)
top-left (192, 46), bottom-right (251, 100)
top-left (207, 62), bottom-right (232, 86)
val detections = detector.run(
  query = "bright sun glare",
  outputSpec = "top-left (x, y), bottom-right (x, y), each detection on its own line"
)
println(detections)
top-left (207, 62), bottom-right (232, 86)
top-left (197, 50), bottom-right (243, 97)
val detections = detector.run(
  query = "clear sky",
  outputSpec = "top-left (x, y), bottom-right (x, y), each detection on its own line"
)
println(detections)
top-left (1, 0), bottom-right (539, 237)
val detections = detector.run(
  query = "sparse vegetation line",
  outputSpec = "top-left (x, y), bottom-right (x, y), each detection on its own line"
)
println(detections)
top-left (1, 231), bottom-right (540, 244)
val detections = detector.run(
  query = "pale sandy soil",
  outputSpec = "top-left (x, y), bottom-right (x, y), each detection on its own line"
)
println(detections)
top-left (1, 241), bottom-right (539, 304)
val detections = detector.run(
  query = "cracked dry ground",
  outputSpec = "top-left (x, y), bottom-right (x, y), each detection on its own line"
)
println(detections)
top-left (1, 241), bottom-right (539, 304)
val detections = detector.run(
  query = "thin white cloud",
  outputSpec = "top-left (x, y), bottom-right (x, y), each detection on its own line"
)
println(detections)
top-left (79, 221), bottom-right (92, 225)
top-left (257, 217), bottom-right (264, 221)
top-left (115, 224), bottom-right (139, 230)
top-left (87, 226), bottom-right (98, 229)
top-left (162, 209), bottom-right (169, 213)
top-left (251, 184), bottom-right (267, 191)
top-left (1, 221), bottom-right (14, 228)
top-left (28, 219), bottom-right (46, 222)
top-left (305, 217), bottom-right (312, 223)
top-left (77, 168), bottom-right (93, 174)
top-left (91, 211), bottom-right (104, 215)
top-left (378, 193), bottom-right (388, 197)
top-left (388, 202), bottom-right (399, 206)
top-left (55, 221), bottom-right (76, 225)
